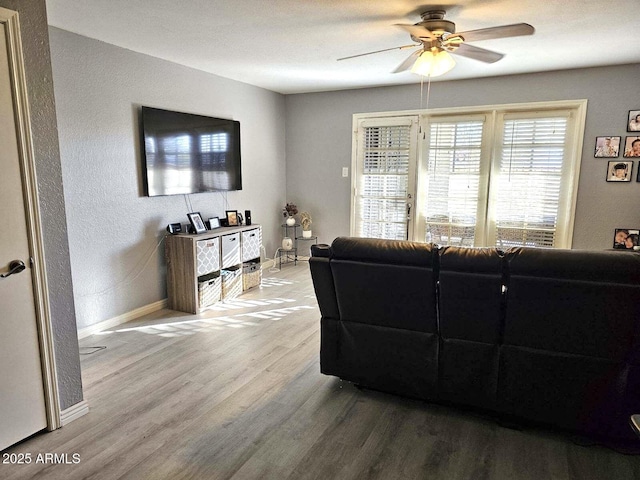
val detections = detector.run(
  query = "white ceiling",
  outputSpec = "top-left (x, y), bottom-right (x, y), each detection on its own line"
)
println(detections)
top-left (45, 0), bottom-right (640, 95)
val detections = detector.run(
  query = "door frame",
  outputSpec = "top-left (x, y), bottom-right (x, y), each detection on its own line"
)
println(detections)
top-left (1, 7), bottom-right (61, 432)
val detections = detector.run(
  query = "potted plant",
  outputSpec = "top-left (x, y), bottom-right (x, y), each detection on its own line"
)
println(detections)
top-left (282, 202), bottom-right (298, 226)
top-left (299, 211), bottom-right (312, 238)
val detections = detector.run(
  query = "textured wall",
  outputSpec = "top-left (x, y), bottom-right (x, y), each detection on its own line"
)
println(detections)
top-left (49, 28), bottom-right (286, 330)
top-left (0, 0), bottom-right (82, 410)
top-left (285, 64), bottom-right (640, 250)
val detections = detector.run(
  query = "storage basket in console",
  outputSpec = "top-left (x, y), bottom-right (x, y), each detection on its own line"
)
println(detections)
top-left (198, 271), bottom-right (221, 309)
top-left (221, 266), bottom-right (242, 300)
top-left (242, 262), bottom-right (261, 291)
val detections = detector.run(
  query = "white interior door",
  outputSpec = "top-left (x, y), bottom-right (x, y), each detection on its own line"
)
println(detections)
top-left (0, 20), bottom-right (48, 451)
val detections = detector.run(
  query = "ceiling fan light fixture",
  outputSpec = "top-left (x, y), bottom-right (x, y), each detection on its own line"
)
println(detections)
top-left (410, 49), bottom-right (456, 77)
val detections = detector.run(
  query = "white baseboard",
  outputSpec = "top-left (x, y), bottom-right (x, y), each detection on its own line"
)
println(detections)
top-left (77, 299), bottom-right (168, 339)
top-left (60, 400), bottom-right (89, 426)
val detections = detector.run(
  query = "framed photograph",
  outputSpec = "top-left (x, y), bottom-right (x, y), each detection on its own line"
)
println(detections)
top-left (187, 212), bottom-right (207, 234)
top-left (613, 228), bottom-right (640, 250)
top-left (627, 110), bottom-right (640, 132)
top-left (226, 210), bottom-right (239, 226)
top-left (623, 136), bottom-right (640, 158)
top-left (594, 136), bottom-right (620, 158)
top-left (606, 161), bottom-right (633, 182)
top-left (208, 217), bottom-right (220, 229)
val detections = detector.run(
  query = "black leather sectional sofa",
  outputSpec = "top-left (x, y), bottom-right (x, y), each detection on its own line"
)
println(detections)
top-left (309, 237), bottom-right (640, 442)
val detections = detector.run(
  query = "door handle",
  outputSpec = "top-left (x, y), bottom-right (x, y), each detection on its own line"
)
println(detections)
top-left (1, 260), bottom-right (26, 278)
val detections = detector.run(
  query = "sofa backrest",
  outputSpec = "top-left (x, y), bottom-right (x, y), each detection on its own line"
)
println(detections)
top-left (438, 246), bottom-right (506, 343)
top-left (329, 237), bottom-right (438, 333)
top-left (504, 247), bottom-right (640, 360)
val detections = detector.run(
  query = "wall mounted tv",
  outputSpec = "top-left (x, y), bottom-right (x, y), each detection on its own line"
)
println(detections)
top-left (141, 106), bottom-right (242, 196)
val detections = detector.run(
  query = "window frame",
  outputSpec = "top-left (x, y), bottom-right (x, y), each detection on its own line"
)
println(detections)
top-left (351, 100), bottom-right (587, 249)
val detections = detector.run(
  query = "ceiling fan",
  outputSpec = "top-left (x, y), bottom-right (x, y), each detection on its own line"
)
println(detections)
top-left (338, 10), bottom-right (534, 77)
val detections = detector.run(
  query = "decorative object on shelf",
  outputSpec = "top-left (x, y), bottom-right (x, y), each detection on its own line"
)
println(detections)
top-left (226, 210), bottom-right (239, 226)
top-left (187, 212), bottom-right (207, 234)
top-left (300, 211), bottom-right (312, 238)
top-left (283, 202), bottom-right (298, 226)
top-left (282, 237), bottom-right (293, 250)
top-left (166, 223), bottom-right (182, 234)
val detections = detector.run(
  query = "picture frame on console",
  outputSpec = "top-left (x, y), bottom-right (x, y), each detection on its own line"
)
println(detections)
top-left (226, 210), bottom-right (239, 226)
top-left (208, 217), bottom-right (220, 229)
top-left (187, 212), bottom-right (207, 234)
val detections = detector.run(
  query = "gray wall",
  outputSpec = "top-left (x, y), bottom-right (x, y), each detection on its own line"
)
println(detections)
top-left (0, 0), bottom-right (82, 410)
top-left (49, 28), bottom-right (287, 331)
top-left (285, 64), bottom-right (640, 250)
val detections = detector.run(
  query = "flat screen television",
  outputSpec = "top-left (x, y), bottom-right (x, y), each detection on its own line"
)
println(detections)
top-left (141, 106), bottom-right (242, 196)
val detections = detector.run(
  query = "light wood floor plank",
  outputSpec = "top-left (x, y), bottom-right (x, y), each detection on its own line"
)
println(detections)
top-left (2, 264), bottom-right (640, 479)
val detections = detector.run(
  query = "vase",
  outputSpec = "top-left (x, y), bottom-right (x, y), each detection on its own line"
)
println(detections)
top-left (302, 229), bottom-right (312, 238)
top-left (286, 216), bottom-right (296, 226)
top-left (282, 237), bottom-right (293, 250)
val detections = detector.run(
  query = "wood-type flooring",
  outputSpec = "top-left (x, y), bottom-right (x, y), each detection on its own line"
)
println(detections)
top-left (2, 263), bottom-right (640, 479)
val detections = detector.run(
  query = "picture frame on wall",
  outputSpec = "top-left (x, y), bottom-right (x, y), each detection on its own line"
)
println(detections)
top-left (606, 161), bottom-right (633, 182)
top-left (187, 212), bottom-right (207, 234)
top-left (623, 136), bottom-right (640, 158)
top-left (627, 110), bottom-right (640, 132)
top-left (613, 228), bottom-right (640, 250)
top-left (594, 136), bottom-right (620, 157)
top-left (226, 210), bottom-right (239, 226)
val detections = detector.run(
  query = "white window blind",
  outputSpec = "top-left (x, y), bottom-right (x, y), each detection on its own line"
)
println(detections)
top-left (351, 101), bottom-right (585, 249)
top-left (491, 116), bottom-right (568, 248)
top-left (423, 119), bottom-right (484, 246)
top-left (354, 118), bottom-right (416, 240)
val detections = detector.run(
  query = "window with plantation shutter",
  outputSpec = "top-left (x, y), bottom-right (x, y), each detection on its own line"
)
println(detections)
top-left (351, 101), bottom-right (585, 249)
top-left (352, 117), bottom-right (418, 240)
top-left (490, 115), bottom-right (569, 248)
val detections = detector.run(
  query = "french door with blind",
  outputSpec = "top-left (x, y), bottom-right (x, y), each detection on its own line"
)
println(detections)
top-left (351, 100), bottom-right (586, 249)
top-left (351, 116), bottom-right (419, 240)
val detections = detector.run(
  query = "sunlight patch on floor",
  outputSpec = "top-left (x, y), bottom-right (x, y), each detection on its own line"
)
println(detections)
top-left (203, 296), bottom-right (297, 312)
top-left (99, 305), bottom-right (315, 337)
top-left (260, 277), bottom-right (296, 288)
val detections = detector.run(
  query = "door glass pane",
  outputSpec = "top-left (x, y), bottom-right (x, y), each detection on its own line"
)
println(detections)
top-left (357, 124), bottom-right (411, 240)
top-left (423, 120), bottom-right (483, 246)
top-left (494, 117), bottom-right (567, 248)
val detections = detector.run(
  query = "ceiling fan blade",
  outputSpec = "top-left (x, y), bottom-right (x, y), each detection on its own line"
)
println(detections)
top-left (451, 43), bottom-right (504, 63)
top-left (394, 23), bottom-right (435, 40)
top-left (392, 49), bottom-right (422, 73)
top-left (337, 44), bottom-right (419, 61)
top-left (454, 23), bottom-right (534, 43)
